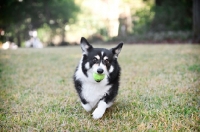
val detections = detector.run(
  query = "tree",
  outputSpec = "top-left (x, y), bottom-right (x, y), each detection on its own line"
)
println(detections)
top-left (193, 0), bottom-right (200, 43)
top-left (151, 0), bottom-right (192, 32)
top-left (0, 0), bottom-right (79, 46)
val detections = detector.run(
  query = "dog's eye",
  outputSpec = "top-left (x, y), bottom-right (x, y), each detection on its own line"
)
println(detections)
top-left (93, 58), bottom-right (98, 63)
top-left (105, 59), bottom-right (109, 64)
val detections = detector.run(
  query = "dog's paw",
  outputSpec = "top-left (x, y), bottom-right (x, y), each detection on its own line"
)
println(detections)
top-left (81, 103), bottom-right (92, 112)
top-left (92, 108), bottom-right (105, 119)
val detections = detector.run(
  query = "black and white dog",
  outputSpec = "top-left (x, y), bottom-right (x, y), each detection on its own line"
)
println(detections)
top-left (73, 37), bottom-right (123, 119)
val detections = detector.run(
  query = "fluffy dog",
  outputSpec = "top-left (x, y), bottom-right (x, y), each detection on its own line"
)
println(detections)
top-left (73, 37), bottom-right (123, 119)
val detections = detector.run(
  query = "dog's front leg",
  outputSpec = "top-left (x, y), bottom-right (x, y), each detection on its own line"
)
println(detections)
top-left (81, 103), bottom-right (92, 112)
top-left (92, 100), bottom-right (112, 119)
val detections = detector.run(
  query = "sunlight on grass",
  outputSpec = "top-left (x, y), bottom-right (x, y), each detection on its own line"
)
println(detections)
top-left (0, 45), bottom-right (200, 131)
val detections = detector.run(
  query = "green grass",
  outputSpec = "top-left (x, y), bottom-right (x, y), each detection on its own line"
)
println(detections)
top-left (0, 44), bottom-right (200, 131)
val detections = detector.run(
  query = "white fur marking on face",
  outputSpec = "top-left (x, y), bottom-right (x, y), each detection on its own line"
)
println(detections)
top-left (101, 51), bottom-right (104, 56)
top-left (103, 56), bottom-right (108, 60)
top-left (95, 55), bottom-right (100, 60)
top-left (92, 63), bottom-right (99, 74)
top-left (97, 62), bottom-right (108, 75)
top-left (109, 65), bottom-right (114, 73)
top-left (85, 62), bottom-right (90, 69)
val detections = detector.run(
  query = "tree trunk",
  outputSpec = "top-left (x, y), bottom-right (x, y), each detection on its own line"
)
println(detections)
top-left (61, 26), bottom-right (65, 43)
top-left (16, 32), bottom-right (21, 47)
top-left (193, 0), bottom-right (200, 43)
top-left (155, 0), bottom-right (162, 6)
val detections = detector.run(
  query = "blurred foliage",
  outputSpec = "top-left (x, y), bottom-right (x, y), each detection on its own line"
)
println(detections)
top-left (0, 0), bottom-right (79, 46)
top-left (0, 0), bottom-right (194, 45)
top-left (133, 0), bottom-right (192, 34)
top-left (37, 24), bottom-right (52, 45)
top-left (151, 0), bottom-right (192, 32)
top-left (132, 7), bottom-right (155, 34)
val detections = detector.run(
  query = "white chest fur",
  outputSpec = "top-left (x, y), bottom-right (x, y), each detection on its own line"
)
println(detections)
top-left (82, 81), bottom-right (111, 107)
top-left (75, 62), bottom-right (112, 107)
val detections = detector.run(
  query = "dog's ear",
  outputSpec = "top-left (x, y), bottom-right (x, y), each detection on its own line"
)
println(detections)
top-left (111, 42), bottom-right (123, 58)
top-left (80, 37), bottom-right (93, 55)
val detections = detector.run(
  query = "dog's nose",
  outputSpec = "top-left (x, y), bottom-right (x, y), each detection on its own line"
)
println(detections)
top-left (97, 68), bottom-right (104, 74)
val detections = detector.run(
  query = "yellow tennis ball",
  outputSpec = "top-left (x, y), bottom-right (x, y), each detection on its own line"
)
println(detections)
top-left (93, 73), bottom-right (105, 82)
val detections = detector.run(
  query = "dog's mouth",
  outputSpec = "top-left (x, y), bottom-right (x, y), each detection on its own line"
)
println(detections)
top-left (93, 73), bottom-right (105, 82)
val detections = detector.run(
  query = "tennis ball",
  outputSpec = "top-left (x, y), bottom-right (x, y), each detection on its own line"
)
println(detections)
top-left (93, 73), bottom-right (105, 82)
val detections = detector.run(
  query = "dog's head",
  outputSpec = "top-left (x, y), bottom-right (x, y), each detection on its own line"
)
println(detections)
top-left (80, 37), bottom-right (123, 82)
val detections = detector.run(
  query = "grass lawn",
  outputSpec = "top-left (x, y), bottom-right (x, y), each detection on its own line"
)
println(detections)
top-left (0, 44), bottom-right (200, 131)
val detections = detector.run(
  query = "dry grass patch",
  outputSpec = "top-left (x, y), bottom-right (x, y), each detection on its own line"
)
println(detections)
top-left (0, 45), bottom-right (200, 131)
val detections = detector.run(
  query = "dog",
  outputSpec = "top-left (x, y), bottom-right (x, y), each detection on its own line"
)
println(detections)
top-left (73, 37), bottom-right (123, 119)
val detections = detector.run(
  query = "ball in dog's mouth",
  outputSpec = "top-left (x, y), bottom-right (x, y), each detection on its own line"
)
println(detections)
top-left (93, 73), bottom-right (105, 82)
